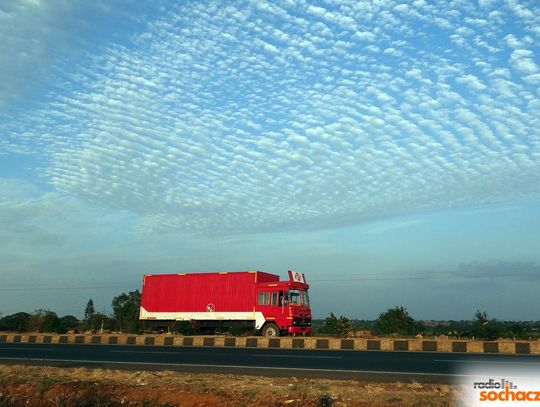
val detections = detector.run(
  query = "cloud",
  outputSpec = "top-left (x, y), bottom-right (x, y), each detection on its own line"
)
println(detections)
top-left (393, 4), bottom-right (410, 14)
top-left (0, 179), bottom-right (108, 247)
top-left (2, 0), bottom-right (539, 236)
top-left (359, 218), bottom-right (424, 234)
top-left (352, 31), bottom-right (376, 42)
top-left (457, 260), bottom-right (540, 281)
top-left (0, 0), bottom-right (147, 108)
top-left (510, 48), bottom-right (539, 74)
top-left (0, 0), bottom-right (68, 106)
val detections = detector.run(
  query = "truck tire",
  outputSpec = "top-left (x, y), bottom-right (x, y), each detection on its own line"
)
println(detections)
top-left (262, 323), bottom-right (280, 337)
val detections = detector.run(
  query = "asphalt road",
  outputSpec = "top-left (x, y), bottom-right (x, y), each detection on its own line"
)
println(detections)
top-left (1, 343), bottom-right (539, 383)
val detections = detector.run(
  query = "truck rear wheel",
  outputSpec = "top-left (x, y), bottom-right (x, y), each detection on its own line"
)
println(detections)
top-left (262, 323), bottom-right (280, 337)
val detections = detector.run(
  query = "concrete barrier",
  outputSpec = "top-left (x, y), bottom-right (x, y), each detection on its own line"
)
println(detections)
top-left (1, 332), bottom-right (538, 355)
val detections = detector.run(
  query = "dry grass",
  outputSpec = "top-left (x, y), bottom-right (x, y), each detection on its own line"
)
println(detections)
top-left (0, 364), bottom-right (462, 406)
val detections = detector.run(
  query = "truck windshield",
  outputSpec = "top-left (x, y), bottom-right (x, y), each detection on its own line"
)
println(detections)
top-left (289, 289), bottom-right (310, 307)
top-left (303, 291), bottom-right (310, 307)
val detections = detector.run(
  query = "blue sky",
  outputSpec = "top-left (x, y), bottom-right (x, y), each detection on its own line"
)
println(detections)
top-left (1, 0), bottom-right (539, 320)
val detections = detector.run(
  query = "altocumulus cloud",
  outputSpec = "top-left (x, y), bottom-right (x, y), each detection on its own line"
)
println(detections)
top-left (1, 0), bottom-right (539, 236)
top-left (0, 0), bottom-right (148, 107)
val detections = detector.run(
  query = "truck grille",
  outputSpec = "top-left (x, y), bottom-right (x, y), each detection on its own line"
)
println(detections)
top-left (292, 318), bottom-right (311, 327)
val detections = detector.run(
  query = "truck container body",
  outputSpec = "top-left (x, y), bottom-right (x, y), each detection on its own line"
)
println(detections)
top-left (139, 270), bottom-right (311, 336)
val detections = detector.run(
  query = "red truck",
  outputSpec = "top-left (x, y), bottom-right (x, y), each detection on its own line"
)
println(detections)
top-left (139, 270), bottom-right (311, 336)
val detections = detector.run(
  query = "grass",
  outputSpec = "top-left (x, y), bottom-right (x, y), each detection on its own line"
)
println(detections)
top-left (0, 364), bottom-right (463, 406)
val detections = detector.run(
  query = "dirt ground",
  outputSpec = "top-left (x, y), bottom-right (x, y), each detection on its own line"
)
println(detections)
top-left (0, 364), bottom-right (462, 406)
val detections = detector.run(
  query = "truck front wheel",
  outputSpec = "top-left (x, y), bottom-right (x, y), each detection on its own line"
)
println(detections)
top-left (262, 323), bottom-right (280, 337)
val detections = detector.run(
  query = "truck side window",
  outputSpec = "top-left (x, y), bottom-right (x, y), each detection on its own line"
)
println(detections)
top-left (271, 292), bottom-right (278, 306)
top-left (258, 292), bottom-right (270, 305)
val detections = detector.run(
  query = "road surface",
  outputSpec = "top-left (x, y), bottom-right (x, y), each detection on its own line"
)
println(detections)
top-left (1, 343), bottom-right (539, 383)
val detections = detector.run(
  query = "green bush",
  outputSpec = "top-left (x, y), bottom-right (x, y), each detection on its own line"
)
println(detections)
top-left (374, 306), bottom-right (423, 337)
top-left (471, 310), bottom-right (504, 340)
top-left (0, 312), bottom-right (31, 332)
top-left (320, 313), bottom-right (353, 337)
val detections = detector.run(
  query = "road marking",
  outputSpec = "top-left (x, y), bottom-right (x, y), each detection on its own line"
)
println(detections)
top-left (110, 350), bottom-right (184, 355)
top-left (0, 347), bottom-right (55, 351)
top-left (0, 356), bottom-right (468, 378)
top-left (109, 350), bottom-right (341, 359)
top-left (436, 359), bottom-right (540, 366)
top-left (250, 354), bottom-right (342, 359)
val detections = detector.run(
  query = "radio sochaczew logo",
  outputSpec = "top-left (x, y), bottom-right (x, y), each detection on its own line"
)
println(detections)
top-left (462, 372), bottom-right (540, 406)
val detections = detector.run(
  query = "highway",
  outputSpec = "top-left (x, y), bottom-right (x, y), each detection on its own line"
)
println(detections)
top-left (1, 343), bottom-right (539, 383)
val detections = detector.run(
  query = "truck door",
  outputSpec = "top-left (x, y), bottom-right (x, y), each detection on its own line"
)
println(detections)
top-left (278, 290), bottom-right (287, 314)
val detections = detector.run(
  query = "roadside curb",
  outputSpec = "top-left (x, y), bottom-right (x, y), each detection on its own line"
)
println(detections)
top-left (1, 333), bottom-right (538, 354)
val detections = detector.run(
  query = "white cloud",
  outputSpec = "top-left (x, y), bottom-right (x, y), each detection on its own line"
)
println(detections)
top-left (1, 0), bottom-right (539, 237)
top-left (510, 48), bottom-right (539, 74)
top-left (352, 31), bottom-right (376, 42)
top-left (505, 0), bottom-right (534, 21)
top-left (393, 4), bottom-right (410, 14)
top-left (0, 0), bottom-right (147, 108)
top-left (0, 0), bottom-right (66, 106)
top-left (306, 5), bottom-right (326, 18)
top-left (456, 74), bottom-right (487, 91)
top-left (478, 0), bottom-right (496, 8)
top-left (523, 73), bottom-right (540, 84)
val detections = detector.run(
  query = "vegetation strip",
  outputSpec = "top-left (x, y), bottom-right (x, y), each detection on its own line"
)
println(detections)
top-left (0, 364), bottom-right (461, 406)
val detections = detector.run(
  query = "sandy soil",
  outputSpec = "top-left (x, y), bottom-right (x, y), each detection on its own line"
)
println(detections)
top-left (0, 364), bottom-right (462, 406)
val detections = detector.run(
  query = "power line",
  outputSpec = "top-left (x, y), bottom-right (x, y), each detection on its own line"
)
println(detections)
top-left (0, 272), bottom-right (528, 292)
top-left (311, 272), bottom-right (535, 281)
top-left (0, 284), bottom-right (139, 292)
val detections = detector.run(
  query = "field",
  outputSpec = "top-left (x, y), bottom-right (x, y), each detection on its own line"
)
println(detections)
top-left (0, 364), bottom-right (462, 406)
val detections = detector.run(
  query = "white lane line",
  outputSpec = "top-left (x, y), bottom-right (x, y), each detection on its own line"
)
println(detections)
top-left (110, 350), bottom-right (184, 355)
top-left (250, 354), bottom-right (342, 359)
top-left (0, 356), bottom-right (467, 377)
top-left (0, 347), bottom-right (55, 351)
top-left (436, 359), bottom-right (540, 366)
top-left (109, 351), bottom-right (341, 359)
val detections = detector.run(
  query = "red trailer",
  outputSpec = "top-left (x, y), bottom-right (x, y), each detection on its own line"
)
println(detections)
top-left (139, 270), bottom-right (311, 336)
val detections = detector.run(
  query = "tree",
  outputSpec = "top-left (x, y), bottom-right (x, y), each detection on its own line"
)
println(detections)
top-left (472, 310), bottom-right (502, 340)
top-left (374, 306), bottom-right (423, 336)
top-left (59, 315), bottom-right (80, 332)
top-left (84, 299), bottom-right (95, 330)
top-left (112, 290), bottom-right (141, 333)
top-left (92, 312), bottom-right (114, 333)
top-left (322, 313), bottom-right (353, 337)
top-left (0, 312), bottom-right (31, 332)
top-left (507, 323), bottom-right (525, 339)
top-left (28, 309), bottom-right (66, 333)
top-left (474, 310), bottom-right (489, 327)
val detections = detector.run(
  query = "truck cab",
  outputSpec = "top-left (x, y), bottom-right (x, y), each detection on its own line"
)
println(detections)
top-left (255, 270), bottom-right (312, 336)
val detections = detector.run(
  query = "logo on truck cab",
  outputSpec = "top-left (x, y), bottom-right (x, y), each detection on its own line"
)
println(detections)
top-left (290, 270), bottom-right (306, 284)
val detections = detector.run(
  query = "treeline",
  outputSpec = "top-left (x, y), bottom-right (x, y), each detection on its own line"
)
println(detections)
top-left (2, 299), bottom-right (539, 340)
top-left (314, 307), bottom-right (540, 340)
top-left (0, 290), bottom-right (141, 334)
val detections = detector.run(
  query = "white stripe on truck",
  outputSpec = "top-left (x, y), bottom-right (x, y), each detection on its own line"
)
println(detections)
top-left (139, 307), bottom-right (267, 329)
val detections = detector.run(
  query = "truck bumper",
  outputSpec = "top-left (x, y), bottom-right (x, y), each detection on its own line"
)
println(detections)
top-left (287, 326), bottom-right (311, 335)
